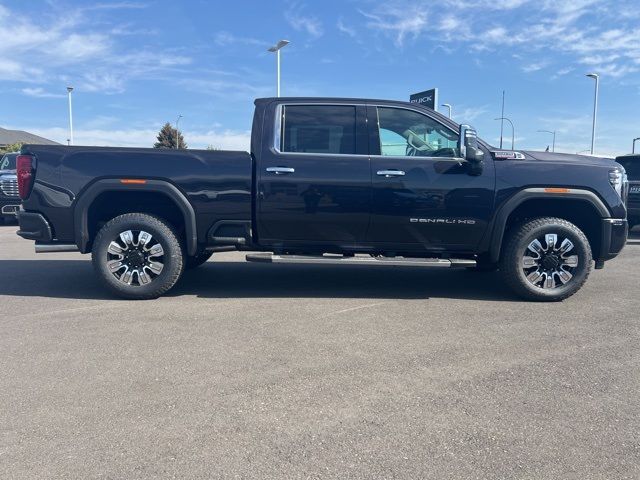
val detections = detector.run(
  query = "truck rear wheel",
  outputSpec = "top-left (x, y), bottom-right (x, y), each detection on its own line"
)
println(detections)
top-left (92, 213), bottom-right (184, 299)
top-left (500, 217), bottom-right (592, 302)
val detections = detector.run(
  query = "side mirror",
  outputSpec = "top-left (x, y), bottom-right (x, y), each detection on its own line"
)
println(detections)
top-left (458, 124), bottom-right (484, 175)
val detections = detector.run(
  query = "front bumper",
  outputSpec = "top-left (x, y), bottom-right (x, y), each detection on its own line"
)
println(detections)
top-left (0, 196), bottom-right (20, 217)
top-left (598, 218), bottom-right (628, 262)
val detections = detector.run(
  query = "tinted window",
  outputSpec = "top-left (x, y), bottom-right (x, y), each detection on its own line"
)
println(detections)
top-left (0, 153), bottom-right (17, 170)
top-left (617, 156), bottom-right (640, 179)
top-left (282, 105), bottom-right (356, 154)
top-left (377, 107), bottom-right (459, 157)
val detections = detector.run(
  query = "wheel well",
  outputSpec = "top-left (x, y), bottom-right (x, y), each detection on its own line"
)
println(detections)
top-left (86, 191), bottom-right (186, 251)
top-left (501, 198), bottom-right (603, 257)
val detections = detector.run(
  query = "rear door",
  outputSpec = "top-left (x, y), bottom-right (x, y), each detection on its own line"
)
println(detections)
top-left (256, 102), bottom-right (371, 247)
top-left (366, 104), bottom-right (495, 252)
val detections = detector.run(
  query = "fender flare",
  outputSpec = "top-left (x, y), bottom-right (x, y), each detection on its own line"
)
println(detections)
top-left (73, 179), bottom-right (198, 256)
top-left (487, 187), bottom-right (610, 262)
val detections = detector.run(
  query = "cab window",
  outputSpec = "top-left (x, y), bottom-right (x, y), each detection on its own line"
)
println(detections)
top-left (377, 107), bottom-right (459, 158)
top-left (281, 105), bottom-right (357, 155)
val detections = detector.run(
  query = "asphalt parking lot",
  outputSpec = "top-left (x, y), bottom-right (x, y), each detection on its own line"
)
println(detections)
top-left (1, 223), bottom-right (639, 479)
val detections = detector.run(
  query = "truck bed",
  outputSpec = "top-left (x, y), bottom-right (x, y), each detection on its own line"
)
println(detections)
top-left (21, 144), bottom-right (253, 246)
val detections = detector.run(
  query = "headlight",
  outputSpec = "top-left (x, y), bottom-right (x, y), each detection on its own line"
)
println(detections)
top-left (609, 168), bottom-right (626, 198)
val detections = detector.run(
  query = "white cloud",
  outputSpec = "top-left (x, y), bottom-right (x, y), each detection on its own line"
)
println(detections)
top-left (21, 87), bottom-right (66, 98)
top-left (284, 3), bottom-right (323, 39)
top-left (337, 18), bottom-right (357, 38)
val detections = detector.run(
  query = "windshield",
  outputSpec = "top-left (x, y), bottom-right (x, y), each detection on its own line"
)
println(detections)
top-left (616, 156), bottom-right (640, 180)
top-left (0, 153), bottom-right (18, 171)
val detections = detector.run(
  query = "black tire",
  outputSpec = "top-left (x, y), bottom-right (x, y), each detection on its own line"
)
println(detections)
top-left (500, 217), bottom-right (592, 302)
top-left (185, 251), bottom-right (213, 269)
top-left (92, 213), bottom-right (184, 300)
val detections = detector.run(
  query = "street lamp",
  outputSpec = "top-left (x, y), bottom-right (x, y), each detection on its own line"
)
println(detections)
top-left (538, 129), bottom-right (556, 152)
top-left (441, 103), bottom-right (452, 119)
top-left (67, 86), bottom-right (74, 146)
top-left (176, 114), bottom-right (183, 149)
top-left (633, 137), bottom-right (640, 154)
top-left (586, 73), bottom-right (599, 155)
top-left (495, 117), bottom-right (515, 150)
top-left (267, 39), bottom-right (290, 97)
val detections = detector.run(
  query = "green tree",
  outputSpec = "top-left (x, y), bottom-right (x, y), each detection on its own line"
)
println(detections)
top-left (0, 141), bottom-right (24, 154)
top-left (153, 123), bottom-right (187, 149)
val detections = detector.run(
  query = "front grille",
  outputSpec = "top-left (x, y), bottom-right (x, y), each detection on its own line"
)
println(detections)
top-left (0, 178), bottom-right (19, 198)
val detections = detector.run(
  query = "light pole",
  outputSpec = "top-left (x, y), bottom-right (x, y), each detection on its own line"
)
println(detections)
top-left (176, 114), bottom-right (182, 149)
top-left (267, 40), bottom-right (290, 97)
top-left (495, 117), bottom-right (515, 150)
top-left (586, 73), bottom-right (599, 155)
top-left (499, 90), bottom-right (505, 149)
top-left (67, 86), bottom-right (74, 146)
top-left (441, 103), bottom-right (452, 119)
top-left (633, 137), bottom-right (640, 154)
top-left (538, 129), bottom-right (556, 152)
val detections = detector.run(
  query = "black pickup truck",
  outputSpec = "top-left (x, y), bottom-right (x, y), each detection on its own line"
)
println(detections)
top-left (16, 97), bottom-right (629, 301)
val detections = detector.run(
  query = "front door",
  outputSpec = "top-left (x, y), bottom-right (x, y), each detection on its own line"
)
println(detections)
top-left (257, 103), bottom-right (371, 248)
top-left (366, 105), bottom-right (495, 252)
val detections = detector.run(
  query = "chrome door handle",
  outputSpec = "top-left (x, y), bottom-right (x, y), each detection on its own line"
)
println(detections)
top-left (266, 167), bottom-right (295, 175)
top-left (377, 169), bottom-right (406, 177)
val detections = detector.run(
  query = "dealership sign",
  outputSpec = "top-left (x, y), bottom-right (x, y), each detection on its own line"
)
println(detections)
top-left (410, 88), bottom-right (438, 111)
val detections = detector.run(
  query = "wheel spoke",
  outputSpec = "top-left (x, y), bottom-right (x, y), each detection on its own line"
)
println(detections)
top-left (527, 239), bottom-right (544, 256)
top-left (527, 270), bottom-right (543, 284)
top-left (138, 231), bottom-right (152, 248)
top-left (522, 256), bottom-right (539, 268)
top-left (138, 269), bottom-right (151, 285)
top-left (558, 238), bottom-right (574, 256)
top-left (545, 234), bottom-right (557, 251)
top-left (563, 255), bottom-right (579, 267)
top-left (557, 268), bottom-right (573, 284)
top-left (120, 230), bottom-right (134, 247)
top-left (120, 269), bottom-right (133, 285)
top-left (147, 261), bottom-right (164, 274)
top-left (107, 260), bottom-right (124, 272)
top-left (543, 273), bottom-right (556, 289)
top-left (148, 244), bottom-right (164, 257)
top-left (108, 241), bottom-right (125, 255)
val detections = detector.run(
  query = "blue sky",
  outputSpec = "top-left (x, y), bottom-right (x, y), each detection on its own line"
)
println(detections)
top-left (1, 0), bottom-right (639, 156)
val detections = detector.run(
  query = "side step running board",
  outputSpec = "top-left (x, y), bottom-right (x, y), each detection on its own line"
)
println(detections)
top-left (245, 253), bottom-right (476, 268)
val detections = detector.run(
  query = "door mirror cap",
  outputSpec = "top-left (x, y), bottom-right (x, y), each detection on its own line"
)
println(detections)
top-left (458, 124), bottom-right (484, 163)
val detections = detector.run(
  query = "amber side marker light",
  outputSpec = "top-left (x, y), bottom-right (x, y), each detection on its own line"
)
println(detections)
top-left (544, 187), bottom-right (570, 194)
top-left (120, 179), bottom-right (147, 185)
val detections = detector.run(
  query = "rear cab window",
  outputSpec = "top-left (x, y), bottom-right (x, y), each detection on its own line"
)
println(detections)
top-left (277, 104), bottom-right (366, 155)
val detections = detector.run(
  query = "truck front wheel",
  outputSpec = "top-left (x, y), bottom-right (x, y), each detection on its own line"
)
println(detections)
top-left (500, 217), bottom-right (592, 302)
top-left (92, 213), bottom-right (185, 299)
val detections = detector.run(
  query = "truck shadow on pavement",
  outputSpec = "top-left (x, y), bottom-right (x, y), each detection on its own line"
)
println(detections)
top-left (0, 257), bottom-right (516, 300)
top-left (0, 231), bottom-right (636, 302)
top-left (0, 259), bottom-right (517, 302)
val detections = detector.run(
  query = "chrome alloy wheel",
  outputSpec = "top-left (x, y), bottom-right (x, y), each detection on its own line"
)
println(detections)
top-left (522, 233), bottom-right (579, 289)
top-left (106, 230), bottom-right (164, 286)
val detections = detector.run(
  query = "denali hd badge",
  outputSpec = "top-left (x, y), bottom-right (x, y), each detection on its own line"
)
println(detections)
top-left (410, 218), bottom-right (476, 225)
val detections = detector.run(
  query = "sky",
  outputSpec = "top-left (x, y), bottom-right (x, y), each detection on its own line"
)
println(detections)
top-left (0, 0), bottom-right (639, 156)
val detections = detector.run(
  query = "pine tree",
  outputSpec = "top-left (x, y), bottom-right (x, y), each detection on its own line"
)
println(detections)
top-left (153, 122), bottom-right (187, 149)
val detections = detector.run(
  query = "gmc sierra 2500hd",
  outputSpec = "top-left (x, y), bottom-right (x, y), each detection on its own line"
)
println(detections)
top-left (15, 97), bottom-right (629, 301)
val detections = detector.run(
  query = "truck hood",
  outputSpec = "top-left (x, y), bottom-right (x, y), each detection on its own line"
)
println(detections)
top-left (520, 150), bottom-right (619, 168)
